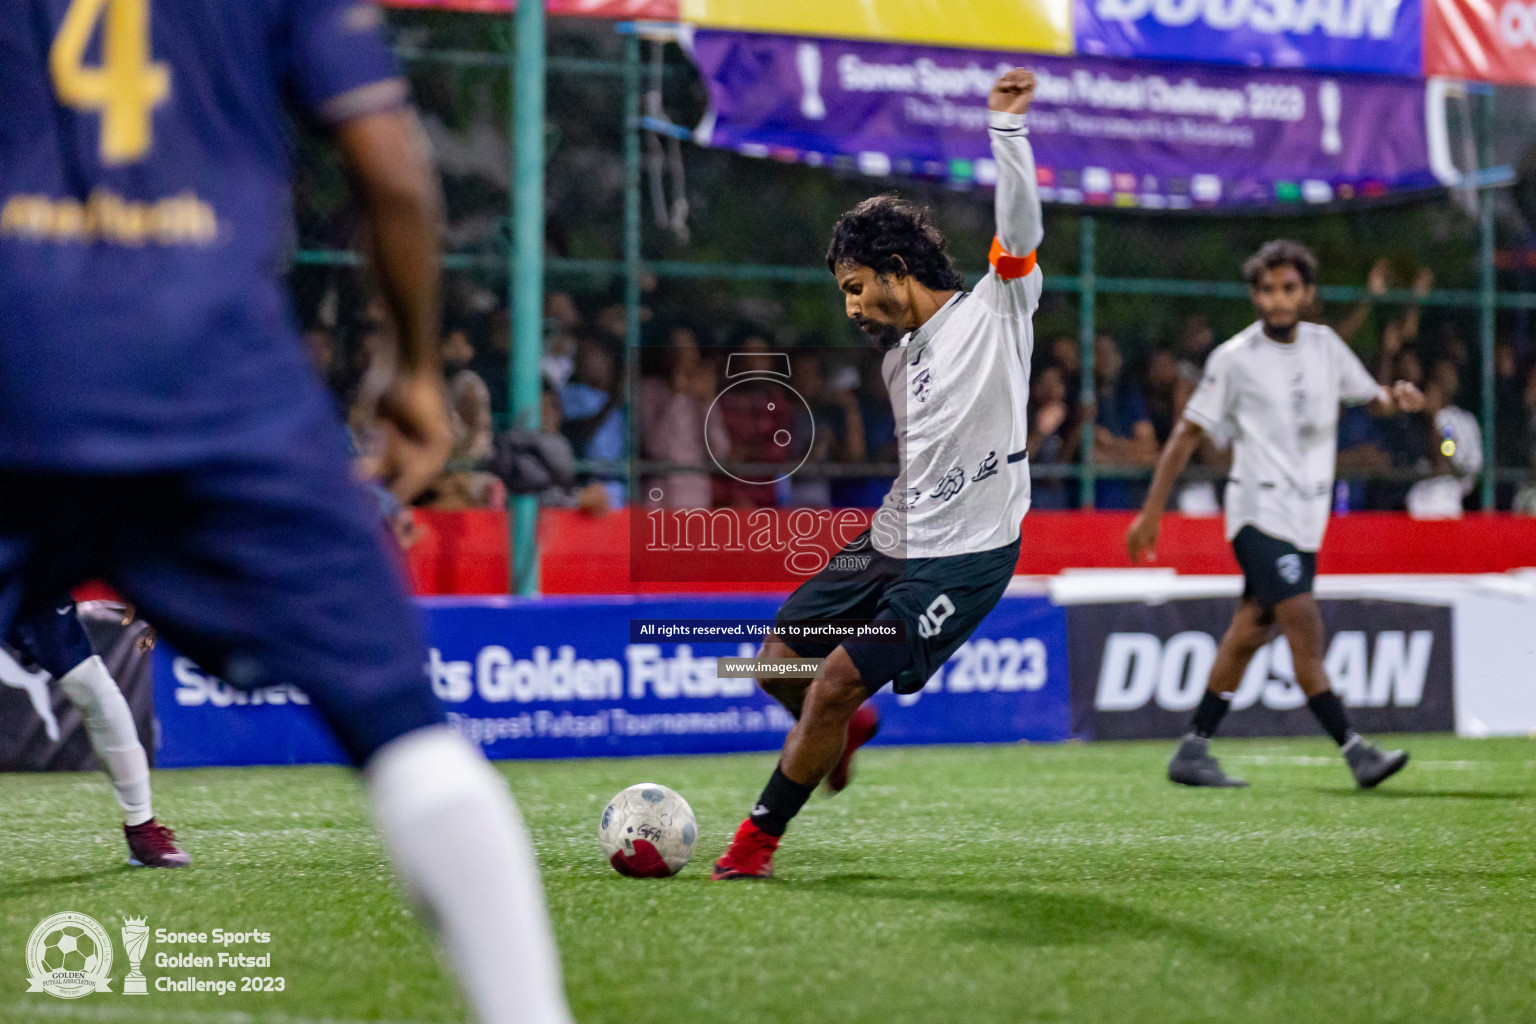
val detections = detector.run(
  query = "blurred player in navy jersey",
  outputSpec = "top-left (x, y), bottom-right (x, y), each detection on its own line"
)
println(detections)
top-left (0, 3), bottom-right (572, 1021)
top-left (3, 600), bottom-right (189, 867)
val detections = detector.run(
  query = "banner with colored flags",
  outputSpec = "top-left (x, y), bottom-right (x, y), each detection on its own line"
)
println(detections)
top-left (688, 30), bottom-right (1455, 210)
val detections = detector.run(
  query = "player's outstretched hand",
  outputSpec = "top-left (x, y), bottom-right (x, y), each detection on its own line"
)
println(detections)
top-left (1126, 511), bottom-right (1160, 563)
top-left (1391, 379), bottom-right (1426, 413)
top-left (989, 69), bottom-right (1036, 115)
top-left (376, 370), bottom-right (454, 504)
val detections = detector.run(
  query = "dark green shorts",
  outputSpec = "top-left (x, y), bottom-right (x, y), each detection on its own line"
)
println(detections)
top-left (773, 528), bottom-right (1020, 695)
top-left (1232, 525), bottom-right (1316, 609)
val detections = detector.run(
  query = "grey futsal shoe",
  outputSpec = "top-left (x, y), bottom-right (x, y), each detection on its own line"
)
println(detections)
top-left (1168, 735), bottom-right (1249, 788)
top-left (1344, 736), bottom-right (1409, 789)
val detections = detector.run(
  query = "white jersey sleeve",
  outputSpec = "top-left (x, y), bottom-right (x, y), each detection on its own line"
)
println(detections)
top-left (1332, 328), bottom-right (1386, 406)
top-left (1181, 345), bottom-right (1233, 434)
top-left (973, 109), bottom-right (1043, 318)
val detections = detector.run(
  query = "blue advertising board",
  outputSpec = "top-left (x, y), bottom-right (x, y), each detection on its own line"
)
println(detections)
top-left (153, 593), bottom-right (1070, 767)
top-left (1073, 0), bottom-right (1423, 75)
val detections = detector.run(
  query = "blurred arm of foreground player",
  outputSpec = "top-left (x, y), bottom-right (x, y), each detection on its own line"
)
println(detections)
top-left (336, 108), bottom-right (454, 503)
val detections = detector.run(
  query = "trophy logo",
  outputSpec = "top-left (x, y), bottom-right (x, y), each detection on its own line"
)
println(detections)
top-left (120, 916), bottom-right (149, 995)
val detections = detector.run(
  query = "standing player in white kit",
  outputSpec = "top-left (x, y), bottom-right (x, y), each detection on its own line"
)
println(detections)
top-left (1127, 240), bottom-right (1424, 790)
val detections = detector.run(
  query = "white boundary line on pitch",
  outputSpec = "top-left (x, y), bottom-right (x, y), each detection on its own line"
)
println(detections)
top-left (1228, 755), bottom-right (1480, 769)
top-left (5, 1002), bottom-right (449, 1024)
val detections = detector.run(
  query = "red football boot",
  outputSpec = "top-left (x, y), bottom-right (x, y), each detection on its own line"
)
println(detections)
top-left (124, 819), bottom-right (191, 868)
top-left (710, 819), bottom-right (779, 880)
top-left (825, 702), bottom-right (880, 795)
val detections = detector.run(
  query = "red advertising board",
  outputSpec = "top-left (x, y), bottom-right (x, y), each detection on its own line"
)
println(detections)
top-left (533, 508), bottom-right (1536, 596)
top-left (1425, 0), bottom-right (1536, 84)
top-left (381, 0), bottom-right (676, 16)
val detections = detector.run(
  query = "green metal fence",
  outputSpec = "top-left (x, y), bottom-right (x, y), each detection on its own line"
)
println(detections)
top-left (294, 15), bottom-right (1532, 594)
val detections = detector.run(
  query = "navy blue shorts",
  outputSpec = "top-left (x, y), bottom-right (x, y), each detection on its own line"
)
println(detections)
top-left (774, 528), bottom-right (1020, 695)
top-left (0, 439), bottom-right (443, 764)
top-left (6, 600), bottom-right (93, 679)
top-left (1232, 526), bottom-right (1317, 610)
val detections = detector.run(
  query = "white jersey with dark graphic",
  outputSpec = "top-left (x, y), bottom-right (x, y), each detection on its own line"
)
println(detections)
top-left (870, 110), bottom-right (1044, 560)
top-left (1182, 320), bottom-right (1385, 552)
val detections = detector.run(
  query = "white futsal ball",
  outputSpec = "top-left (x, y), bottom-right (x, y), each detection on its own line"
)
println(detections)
top-left (599, 783), bottom-right (697, 878)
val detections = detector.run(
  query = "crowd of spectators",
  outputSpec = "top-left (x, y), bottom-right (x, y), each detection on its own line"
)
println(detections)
top-left (310, 265), bottom-right (1536, 519)
top-left (1023, 261), bottom-right (1536, 516)
top-left (632, 323), bottom-right (895, 510)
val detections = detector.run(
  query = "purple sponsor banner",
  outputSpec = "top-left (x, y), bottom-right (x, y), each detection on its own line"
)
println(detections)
top-left (687, 29), bottom-right (1447, 209)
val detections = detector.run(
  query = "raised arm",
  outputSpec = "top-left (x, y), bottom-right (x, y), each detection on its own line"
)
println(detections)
top-left (1335, 259), bottom-right (1390, 343)
top-left (988, 70), bottom-right (1044, 260)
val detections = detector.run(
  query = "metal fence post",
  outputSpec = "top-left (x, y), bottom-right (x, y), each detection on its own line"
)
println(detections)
top-left (624, 35), bottom-right (642, 353)
top-left (1479, 190), bottom-right (1497, 511)
top-left (1078, 214), bottom-right (1098, 510)
top-left (510, 0), bottom-right (545, 595)
top-left (1478, 90), bottom-right (1498, 511)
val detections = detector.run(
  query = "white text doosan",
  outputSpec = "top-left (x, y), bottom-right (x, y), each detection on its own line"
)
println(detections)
top-left (1091, 0), bottom-right (1405, 40)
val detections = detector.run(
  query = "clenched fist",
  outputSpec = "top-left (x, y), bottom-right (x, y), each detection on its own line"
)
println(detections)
top-left (989, 69), bottom-right (1036, 115)
top-left (375, 369), bottom-right (455, 504)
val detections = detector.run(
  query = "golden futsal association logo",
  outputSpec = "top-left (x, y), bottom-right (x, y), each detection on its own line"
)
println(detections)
top-left (25, 911), bottom-right (114, 999)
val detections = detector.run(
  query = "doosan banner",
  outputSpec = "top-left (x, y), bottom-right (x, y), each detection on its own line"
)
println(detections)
top-left (1066, 598), bottom-right (1456, 740)
top-left (153, 594), bottom-right (1070, 767)
top-left (1075, 0), bottom-right (1423, 75)
top-left (687, 30), bottom-right (1453, 209)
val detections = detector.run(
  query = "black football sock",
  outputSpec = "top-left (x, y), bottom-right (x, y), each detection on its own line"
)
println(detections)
top-left (1307, 690), bottom-right (1354, 747)
top-left (748, 764), bottom-right (815, 838)
top-left (1190, 690), bottom-right (1233, 739)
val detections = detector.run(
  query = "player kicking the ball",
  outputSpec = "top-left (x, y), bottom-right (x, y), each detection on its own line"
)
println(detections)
top-left (713, 69), bottom-right (1043, 880)
top-left (1126, 240), bottom-right (1422, 790)
top-left (2, 3), bottom-right (570, 1021)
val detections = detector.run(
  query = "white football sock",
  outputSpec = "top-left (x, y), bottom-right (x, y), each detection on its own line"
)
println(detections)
top-left (366, 725), bottom-right (574, 1024)
top-left (57, 656), bottom-right (154, 826)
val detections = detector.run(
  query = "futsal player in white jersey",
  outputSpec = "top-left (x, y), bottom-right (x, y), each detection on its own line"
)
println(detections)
top-left (712, 70), bottom-right (1043, 880)
top-left (1127, 240), bottom-right (1424, 789)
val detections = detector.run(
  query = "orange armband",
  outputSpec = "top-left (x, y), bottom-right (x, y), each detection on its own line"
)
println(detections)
top-left (989, 236), bottom-right (1037, 280)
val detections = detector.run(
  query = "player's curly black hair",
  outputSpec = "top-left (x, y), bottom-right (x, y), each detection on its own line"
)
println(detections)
top-left (825, 194), bottom-right (965, 291)
top-left (1243, 239), bottom-right (1318, 287)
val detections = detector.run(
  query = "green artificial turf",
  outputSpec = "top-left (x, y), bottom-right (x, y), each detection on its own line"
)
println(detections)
top-left (2, 735), bottom-right (1535, 1024)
